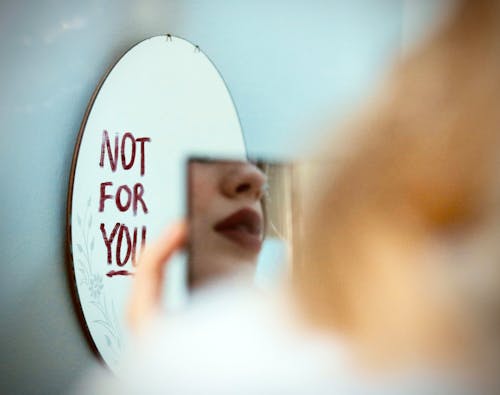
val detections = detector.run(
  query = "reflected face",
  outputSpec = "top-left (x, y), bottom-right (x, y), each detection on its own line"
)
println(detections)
top-left (189, 161), bottom-right (267, 287)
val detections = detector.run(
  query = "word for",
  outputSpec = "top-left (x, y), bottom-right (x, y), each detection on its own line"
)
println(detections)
top-left (99, 182), bottom-right (148, 215)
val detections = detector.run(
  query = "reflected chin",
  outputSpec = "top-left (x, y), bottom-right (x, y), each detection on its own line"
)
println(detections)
top-left (190, 248), bottom-right (259, 287)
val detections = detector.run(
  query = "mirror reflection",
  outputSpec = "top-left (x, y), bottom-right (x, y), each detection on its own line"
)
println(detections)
top-left (187, 158), bottom-right (294, 289)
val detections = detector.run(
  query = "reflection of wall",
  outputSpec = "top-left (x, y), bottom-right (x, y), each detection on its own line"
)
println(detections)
top-left (261, 163), bottom-right (293, 241)
top-left (0, 1), bottom-right (448, 393)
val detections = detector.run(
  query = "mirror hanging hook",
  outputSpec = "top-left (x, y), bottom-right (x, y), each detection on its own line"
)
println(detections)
top-left (166, 33), bottom-right (172, 42)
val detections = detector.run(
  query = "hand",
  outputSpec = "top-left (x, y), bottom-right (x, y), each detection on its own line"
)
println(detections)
top-left (126, 221), bottom-right (187, 335)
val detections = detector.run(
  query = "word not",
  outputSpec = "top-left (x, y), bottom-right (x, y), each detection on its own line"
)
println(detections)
top-left (99, 130), bottom-right (151, 176)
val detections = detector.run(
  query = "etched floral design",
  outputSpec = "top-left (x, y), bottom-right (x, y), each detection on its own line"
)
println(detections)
top-left (74, 196), bottom-right (123, 364)
top-left (88, 273), bottom-right (103, 299)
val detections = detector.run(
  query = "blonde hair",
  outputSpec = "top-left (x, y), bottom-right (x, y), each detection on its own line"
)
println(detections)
top-left (295, 0), bottom-right (500, 364)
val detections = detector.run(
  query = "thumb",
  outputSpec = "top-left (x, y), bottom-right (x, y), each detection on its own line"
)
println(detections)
top-left (127, 220), bottom-right (187, 335)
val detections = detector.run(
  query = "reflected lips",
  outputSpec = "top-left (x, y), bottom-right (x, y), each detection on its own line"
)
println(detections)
top-left (214, 208), bottom-right (263, 252)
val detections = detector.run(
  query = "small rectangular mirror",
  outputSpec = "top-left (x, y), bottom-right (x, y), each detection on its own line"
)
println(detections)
top-left (187, 158), bottom-right (295, 289)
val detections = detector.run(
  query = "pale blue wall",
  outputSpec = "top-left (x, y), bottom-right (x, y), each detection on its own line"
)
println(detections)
top-left (0, 1), bottom-right (443, 393)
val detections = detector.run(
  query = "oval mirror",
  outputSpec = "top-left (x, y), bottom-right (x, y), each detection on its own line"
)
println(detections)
top-left (67, 35), bottom-right (246, 373)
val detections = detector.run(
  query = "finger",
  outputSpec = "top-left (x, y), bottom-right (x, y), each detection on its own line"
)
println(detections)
top-left (137, 220), bottom-right (188, 275)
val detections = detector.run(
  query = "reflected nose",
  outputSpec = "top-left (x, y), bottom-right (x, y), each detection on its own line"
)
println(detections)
top-left (221, 162), bottom-right (266, 201)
